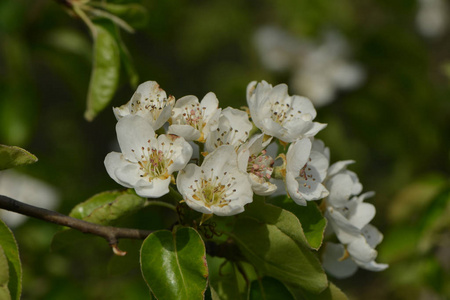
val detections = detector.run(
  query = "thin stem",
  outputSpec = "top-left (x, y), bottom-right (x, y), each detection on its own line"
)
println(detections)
top-left (0, 195), bottom-right (152, 254)
top-left (144, 200), bottom-right (177, 212)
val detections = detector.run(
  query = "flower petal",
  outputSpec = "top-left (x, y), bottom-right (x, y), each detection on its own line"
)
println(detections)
top-left (104, 152), bottom-right (134, 188)
top-left (116, 116), bottom-right (156, 162)
top-left (322, 243), bottom-right (358, 279)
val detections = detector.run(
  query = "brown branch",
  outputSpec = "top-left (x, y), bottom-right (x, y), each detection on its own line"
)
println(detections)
top-left (0, 194), bottom-right (153, 255)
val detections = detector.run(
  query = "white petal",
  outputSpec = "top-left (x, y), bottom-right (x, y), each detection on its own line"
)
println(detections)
top-left (347, 202), bottom-right (376, 229)
top-left (115, 163), bottom-right (144, 187)
top-left (326, 207), bottom-right (361, 244)
top-left (156, 135), bottom-right (193, 173)
top-left (116, 116), bottom-right (156, 162)
top-left (104, 152), bottom-right (133, 188)
top-left (168, 124), bottom-right (201, 141)
top-left (347, 236), bottom-right (378, 263)
top-left (361, 224), bottom-right (384, 248)
top-left (327, 160), bottom-right (355, 177)
top-left (322, 243), bottom-right (358, 279)
top-left (286, 138), bottom-right (312, 175)
top-left (356, 260), bottom-right (388, 272)
top-left (153, 105), bottom-right (173, 130)
top-left (249, 173), bottom-right (278, 196)
top-left (326, 173), bottom-right (354, 207)
top-left (134, 177), bottom-right (171, 198)
top-left (286, 172), bottom-right (306, 206)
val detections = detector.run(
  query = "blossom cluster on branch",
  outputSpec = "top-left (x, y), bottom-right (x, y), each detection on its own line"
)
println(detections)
top-left (104, 80), bottom-right (387, 277)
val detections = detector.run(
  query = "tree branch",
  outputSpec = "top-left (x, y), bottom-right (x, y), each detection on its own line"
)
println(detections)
top-left (0, 194), bottom-right (153, 255)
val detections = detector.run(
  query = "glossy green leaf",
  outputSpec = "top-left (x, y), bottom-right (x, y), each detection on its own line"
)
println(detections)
top-left (101, 3), bottom-right (149, 29)
top-left (207, 256), bottom-right (246, 300)
top-left (0, 145), bottom-right (37, 170)
top-left (69, 190), bottom-right (146, 225)
top-left (0, 220), bottom-right (21, 300)
top-left (84, 19), bottom-right (120, 121)
top-left (269, 196), bottom-right (327, 250)
top-left (249, 277), bottom-right (294, 300)
top-left (0, 245), bottom-right (11, 300)
top-left (140, 226), bottom-right (208, 300)
top-left (229, 216), bottom-right (327, 294)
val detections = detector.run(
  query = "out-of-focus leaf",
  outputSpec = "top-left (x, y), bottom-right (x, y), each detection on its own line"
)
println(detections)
top-left (0, 245), bottom-right (11, 300)
top-left (269, 196), bottom-right (327, 250)
top-left (388, 174), bottom-right (447, 223)
top-left (249, 277), bottom-right (294, 300)
top-left (207, 256), bottom-right (246, 300)
top-left (0, 220), bottom-right (21, 300)
top-left (69, 190), bottom-right (146, 225)
top-left (0, 145), bottom-right (37, 170)
top-left (287, 282), bottom-right (348, 300)
top-left (140, 226), bottom-right (208, 300)
top-left (227, 199), bottom-right (328, 294)
top-left (100, 3), bottom-right (149, 29)
top-left (84, 19), bottom-right (120, 121)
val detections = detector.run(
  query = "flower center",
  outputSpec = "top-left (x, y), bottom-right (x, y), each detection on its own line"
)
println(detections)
top-left (190, 170), bottom-right (237, 208)
top-left (132, 140), bottom-right (174, 181)
top-left (298, 158), bottom-right (315, 189)
top-left (180, 103), bottom-right (207, 131)
top-left (248, 150), bottom-right (274, 180)
top-left (270, 100), bottom-right (304, 126)
top-left (212, 126), bottom-right (249, 150)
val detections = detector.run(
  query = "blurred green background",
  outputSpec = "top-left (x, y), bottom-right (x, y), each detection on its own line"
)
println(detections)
top-left (0, 0), bottom-right (449, 299)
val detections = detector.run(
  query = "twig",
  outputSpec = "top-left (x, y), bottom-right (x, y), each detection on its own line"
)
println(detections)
top-left (0, 194), bottom-right (153, 255)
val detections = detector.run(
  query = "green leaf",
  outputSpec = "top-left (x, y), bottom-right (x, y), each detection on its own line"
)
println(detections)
top-left (140, 226), bottom-right (208, 300)
top-left (101, 3), bottom-right (149, 29)
top-left (287, 282), bottom-right (348, 300)
top-left (69, 190), bottom-right (146, 225)
top-left (0, 219), bottom-right (21, 300)
top-left (207, 256), bottom-right (246, 300)
top-left (269, 196), bottom-right (327, 250)
top-left (224, 199), bottom-right (327, 293)
top-left (0, 245), bottom-right (11, 300)
top-left (249, 277), bottom-right (294, 300)
top-left (84, 19), bottom-right (121, 121)
top-left (0, 145), bottom-right (37, 170)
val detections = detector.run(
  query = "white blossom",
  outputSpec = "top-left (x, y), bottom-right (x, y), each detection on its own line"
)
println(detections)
top-left (105, 115), bottom-right (192, 198)
top-left (416, 0), bottom-right (448, 38)
top-left (322, 161), bottom-right (388, 277)
top-left (205, 107), bottom-right (252, 153)
top-left (113, 81), bottom-right (175, 130)
top-left (284, 138), bottom-right (329, 205)
top-left (246, 80), bottom-right (326, 142)
top-left (177, 145), bottom-right (253, 216)
top-left (168, 92), bottom-right (221, 142)
top-left (237, 134), bottom-right (277, 196)
top-left (0, 170), bottom-right (59, 228)
top-left (253, 27), bottom-right (365, 107)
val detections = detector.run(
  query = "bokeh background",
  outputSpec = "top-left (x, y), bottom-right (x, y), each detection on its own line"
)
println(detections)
top-left (0, 0), bottom-right (449, 299)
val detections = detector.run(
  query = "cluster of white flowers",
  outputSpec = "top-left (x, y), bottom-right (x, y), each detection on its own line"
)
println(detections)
top-left (104, 79), bottom-right (387, 275)
top-left (321, 160), bottom-right (388, 278)
top-left (105, 80), bottom-right (331, 215)
top-left (254, 26), bottom-right (365, 107)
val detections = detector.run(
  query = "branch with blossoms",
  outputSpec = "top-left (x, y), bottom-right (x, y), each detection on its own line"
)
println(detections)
top-left (0, 79), bottom-right (389, 300)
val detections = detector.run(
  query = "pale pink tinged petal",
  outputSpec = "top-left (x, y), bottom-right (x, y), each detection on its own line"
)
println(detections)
top-left (134, 177), bottom-right (171, 198)
top-left (362, 224), bottom-right (384, 248)
top-left (347, 236), bottom-right (378, 263)
top-left (286, 138), bottom-right (312, 174)
top-left (327, 160), bottom-right (355, 177)
top-left (348, 202), bottom-right (376, 229)
top-left (104, 152), bottom-right (133, 188)
top-left (322, 243), bottom-right (358, 279)
top-left (167, 124), bottom-right (201, 141)
top-left (116, 116), bottom-right (156, 162)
